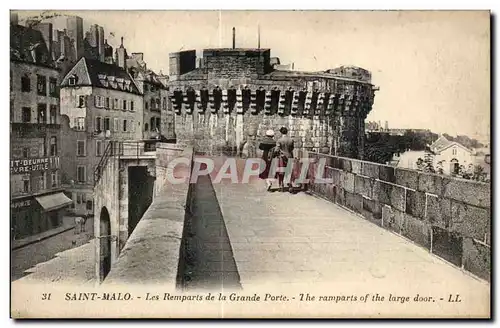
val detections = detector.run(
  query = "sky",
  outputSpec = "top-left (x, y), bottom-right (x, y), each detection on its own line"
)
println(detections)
top-left (15, 10), bottom-right (491, 141)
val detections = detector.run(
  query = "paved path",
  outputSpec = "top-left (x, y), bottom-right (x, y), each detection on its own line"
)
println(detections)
top-left (11, 217), bottom-right (94, 281)
top-left (210, 177), bottom-right (489, 312)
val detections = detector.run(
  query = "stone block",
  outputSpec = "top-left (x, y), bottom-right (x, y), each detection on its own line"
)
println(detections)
top-left (326, 184), bottom-right (337, 203)
top-left (462, 237), bottom-right (490, 281)
top-left (341, 158), bottom-right (352, 172)
top-left (330, 168), bottom-right (341, 186)
top-left (351, 160), bottom-right (362, 175)
top-left (345, 191), bottom-right (363, 214)
top-left (340, 171), bottom-right (355, 193)
top-left (418, 173), bottom-right (444, 196)
top-left (450, 201), bottom-right (490, 241)
top-left (354, 175), bottom-right (374, 199)
top-left (442, 177), bottom-right (490, 208)
top-left (390, 185), bottom-right (406, 212)
top-left (362, 162), bottom-right (380, 179)
top-left (372, 180), bottom-right (392, 205)
top-left (332, 157), bottom-right (342, 169)
top-left (362, 197), bottom-right (382, 224)
top-left (379, 165), bottom-right (396, 183)
top-left (431, 226), bottom-right (463, 267)
top-left (382, 206), bottom-right (405, 234)
top-left (405, 190), bottom-right (426, 219)
top-left (402, 214), bottom-right (431, 250)
top-left (426, 196), bottom-right (452, 228)
top-left (335, 187), bottom-right (346, 206)
top-left (394, 168), bottom-right (419, 190)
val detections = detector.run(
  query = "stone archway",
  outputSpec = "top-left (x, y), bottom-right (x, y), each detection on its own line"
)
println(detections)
top-left (99, 206), bottom-right (112, 280)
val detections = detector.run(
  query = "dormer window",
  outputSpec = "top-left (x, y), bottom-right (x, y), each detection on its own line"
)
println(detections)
top-left (68, 75), bottom-right (77, 86)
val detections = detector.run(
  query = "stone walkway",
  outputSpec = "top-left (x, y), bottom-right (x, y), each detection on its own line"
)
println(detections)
top-left (210, 177), bottom-right (489, 312)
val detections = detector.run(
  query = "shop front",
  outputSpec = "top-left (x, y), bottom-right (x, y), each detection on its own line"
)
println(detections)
top-left (11, 191), bottom-right (72, 241)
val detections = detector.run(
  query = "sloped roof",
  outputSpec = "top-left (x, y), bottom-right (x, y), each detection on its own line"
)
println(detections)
top-left (10, 24), bottom-right (54, 67)
top-left (61, 57), bottom-right (141, 95)
top-left (430, 135), bottom-right (453, 152)
top-left (430, 135), bottom-right (471, 154)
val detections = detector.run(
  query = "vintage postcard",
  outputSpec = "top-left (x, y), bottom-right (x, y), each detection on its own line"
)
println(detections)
top-left (10, 10), bottom-right (491, 318)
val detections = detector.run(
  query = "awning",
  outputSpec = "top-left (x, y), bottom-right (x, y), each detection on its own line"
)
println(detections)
top-left (35, 192), bottom-right (72, 212)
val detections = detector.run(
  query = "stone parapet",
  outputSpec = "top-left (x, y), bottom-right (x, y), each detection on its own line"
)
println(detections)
top-left (307, 152), bottom-right (491, 281)
top-left (104, 146), bottom-right (195, 286)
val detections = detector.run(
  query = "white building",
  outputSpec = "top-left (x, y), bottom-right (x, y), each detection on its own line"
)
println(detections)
top-left (429, 135), bottom-right (474, 175)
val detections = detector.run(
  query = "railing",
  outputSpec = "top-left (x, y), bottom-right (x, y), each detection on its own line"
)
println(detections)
top-left (93, 140), bottom-right (159, 185)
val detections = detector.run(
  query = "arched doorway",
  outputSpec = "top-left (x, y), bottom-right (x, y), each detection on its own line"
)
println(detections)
top-left (450, 158), bottom-right (459, 175)
top-left (99, 206), bottom-right (112, 280)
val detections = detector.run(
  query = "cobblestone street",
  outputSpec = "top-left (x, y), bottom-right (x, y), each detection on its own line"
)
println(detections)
top-left (11, 218), bottom-right (95, 284)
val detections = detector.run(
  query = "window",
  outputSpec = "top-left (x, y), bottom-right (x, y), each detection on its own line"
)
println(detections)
top-left (114, 118), bottom-right (119, 132)
top-left (37, 75), bottom-right (47, 96)
top-left (156, 117), bottom-right (161, 131)
top-left (50, 137), bottom-right (57, 156)
top-left (150, 98), bottom-right (155, 110)
top-left (123, 100), bottom-right (127, 110)
top-left (145, 123), bottom-right (149, 132)
top-left (38, 172), bottom-right (46, 191)
top-left (22, 107), bottom-right (31, 123)
top-left (22, 175), bottom-right (30, 193)
top-left (49, 105), bottom-right (57, 124)
top-left (78, 95), bottom-right (85, 107)
top-left (95, 95), bottom-right (104, 108)
top-left (22, 147), bottom-right (29, 158)
top-left (105, 97), bottom-right (110, 109)
top-left (21, 75), bottom-right (31, 92)
top-left (77, 140), bottom-right (86, 157)
top-left (10, 100), bottom-right (14, 122)
top-left (131, 120), bottom-right (135, 132)
top-left (114, 98), bottom-right (119, 110)
top-left (96, 140), bottom-right (103, 156)
top-left (150, 117), bottom-right (155, 131)
top-left (51, 171), bottom-right (58, 187)
top-left (77, 166), bottom-right (86, 183)
top-left (145, 102), bottom-right (149, 110)
top-left (130, 101), bottom-right (134, 111)
top-left (86, 200), bottom-right (93, 211)
top-left (74, 117), bottom-right (85, 131)
top-left (41, 138), bottom-right (47, 156)
top-left (163, 97), bottom-right (167, 110)
top-left (156, 98), bottom-right (161, 110)
top-left (68, 76), bottom-right (76, 86)
top-left (76, 193), bottom-right (82, 204)
top-left (37, 104), bottom-right (47, 123)
top-left (49, 78), bottom-right (58, 97)
top-left (104, 117), bottom-right (110, 131)
top-left (95, 117), bottom-right (102, 132)
top-left (123, 120), bottom-right (128, 132)
top-left (452, 147), bottom-right (457, 156)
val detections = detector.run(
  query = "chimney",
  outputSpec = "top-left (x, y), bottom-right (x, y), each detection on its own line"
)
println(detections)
top-left (258, 25), bottom-right (260, 49)
top-left (116, 36), bottom-right (127, 70)
top-left (232, 27), bottom-right (235, 49)
top-left (10, 12), bottom-right (18, 25)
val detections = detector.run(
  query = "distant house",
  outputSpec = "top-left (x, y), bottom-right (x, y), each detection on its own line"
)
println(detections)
top-left (429, 135), bottom-right (474, 175)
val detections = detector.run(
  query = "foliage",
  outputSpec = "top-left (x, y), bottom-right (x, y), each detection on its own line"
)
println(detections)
top-left (442, 133), bottom-right (484, 149)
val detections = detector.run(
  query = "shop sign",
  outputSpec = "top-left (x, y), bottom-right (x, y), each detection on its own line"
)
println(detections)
top-left (11, 199), bottom-right (32, 209)
top-left (11, 157), bottom-right (60, 174)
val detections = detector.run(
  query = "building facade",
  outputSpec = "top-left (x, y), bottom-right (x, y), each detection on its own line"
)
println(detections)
top-left (430, 135), bottom-right (474, 175)
top-left (59, 57), bottom-right (144, 216)
top-left (127, 53), bottom-right (172, 140)
top-left (168, 48), bottom-right (377, 158)
top-left (10, 23), bottom-right (71, 241)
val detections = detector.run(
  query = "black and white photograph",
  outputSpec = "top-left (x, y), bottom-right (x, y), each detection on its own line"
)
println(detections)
top-left (9, 9), bottom-right (491, 318)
